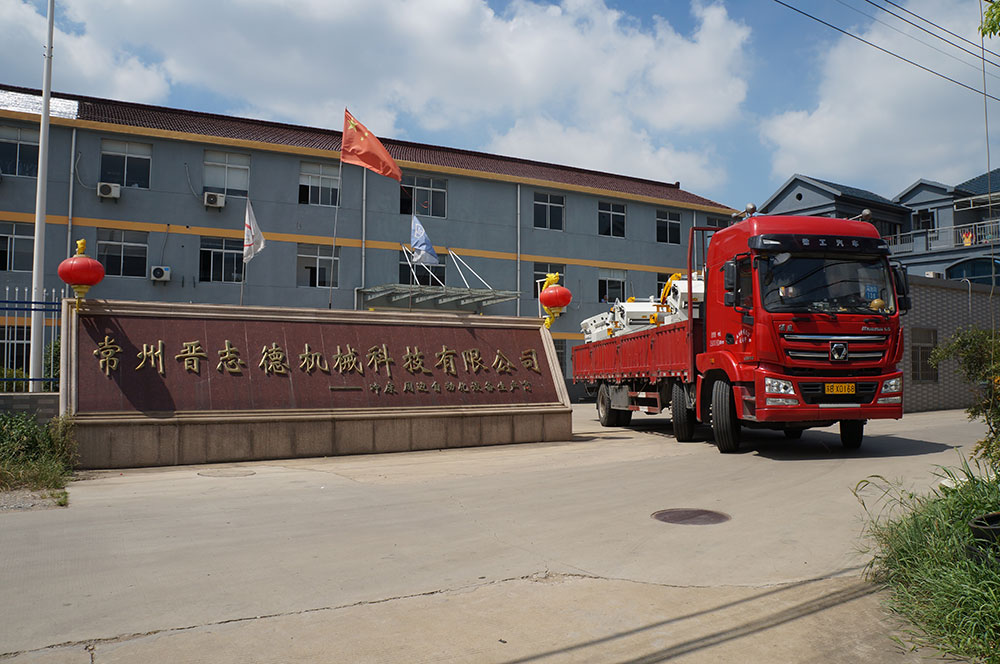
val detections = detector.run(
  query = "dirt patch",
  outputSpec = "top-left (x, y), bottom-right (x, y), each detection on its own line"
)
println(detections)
top-left (0, 489), bottom-right (64, 512)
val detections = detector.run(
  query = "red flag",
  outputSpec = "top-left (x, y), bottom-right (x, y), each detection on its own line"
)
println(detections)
top-left (341, 109), bottom-right (402, 182)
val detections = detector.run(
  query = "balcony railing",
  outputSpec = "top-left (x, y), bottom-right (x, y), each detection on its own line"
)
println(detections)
top-left (886, 219), bottom-right (1000, 255)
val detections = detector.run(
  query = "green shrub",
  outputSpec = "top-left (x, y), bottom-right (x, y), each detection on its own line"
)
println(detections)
top-left (0, 368), bottom-right (29, 393)
top-left (857, 462), bottom-right (1000, 662)
top-left (0, 412), bottom-right (76, 490)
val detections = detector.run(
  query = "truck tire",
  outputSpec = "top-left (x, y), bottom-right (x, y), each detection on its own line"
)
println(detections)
top-left (672, 382), bottom-right (696, 442)
top-left (618, 408), bottom-right (633, 426)
top-left (711, 380), bottom-right (741, 453)
top-left (840, 420), bottom-right (864, 450)
top-left (597, 384), bottom-right (619, 427)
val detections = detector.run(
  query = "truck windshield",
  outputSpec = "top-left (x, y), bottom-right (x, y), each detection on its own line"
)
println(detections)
top-left (758, 253), bottom-right (896, 314)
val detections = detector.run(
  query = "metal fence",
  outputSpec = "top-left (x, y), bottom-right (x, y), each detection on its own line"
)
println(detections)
top-left (887, 218), bottom-right (1000, 255)
top-left (1, 286), bottom-right (67, 392)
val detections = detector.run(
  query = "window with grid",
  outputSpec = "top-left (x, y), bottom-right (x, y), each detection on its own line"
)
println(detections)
top-left (100, 139), bottom-right (151, 189)
top-left (534, 193), bottom-right (564, 230)
top-left (598, 268), bottom-right (626, 303)
top-left (298, 162), bottom-right (339, 206)
top-left (911, 328), bottom-right (938, 382)
top-left (203, 150), bottom-right (250, 197)
top-left (400, 175), bottom-right (447, 217)
top-left (399, 250), bottom-right (446, 286)
top-left (0, 222), bottom-right (34, 271)
top-left (97, 229), bottom-right (148, 277)
top-left (553, 339), bottom-right (566, 376)
top-left (598, 201), bottom-right (626, 237)
top-left (297, 244), bottom-right (339, 287)
top-left (0, 126), bottom-right (39, 177)
top-left (199, 237), bottom-right (244, 283)
top-left (705, 217), bottom-right (729, 228)
top-left (656, 210), bottom-right (681, 244)
top-left (533, 262), bottom-right (566, 297)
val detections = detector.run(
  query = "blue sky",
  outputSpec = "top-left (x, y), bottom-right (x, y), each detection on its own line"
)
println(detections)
top-left (3, 0), bottom-right (998, 209)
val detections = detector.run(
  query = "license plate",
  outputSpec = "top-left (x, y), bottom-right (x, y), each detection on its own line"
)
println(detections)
top-left (825, 383), bottom-right (855, 395)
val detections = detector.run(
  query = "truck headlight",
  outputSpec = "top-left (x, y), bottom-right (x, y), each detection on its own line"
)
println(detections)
top-left (881, 377), bottom-right (902, 393)
top-left (765, 377), bottom-right (795, 395)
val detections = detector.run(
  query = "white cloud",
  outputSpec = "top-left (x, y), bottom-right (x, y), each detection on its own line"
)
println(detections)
top-left (761, 0), bottom-right (999, 196)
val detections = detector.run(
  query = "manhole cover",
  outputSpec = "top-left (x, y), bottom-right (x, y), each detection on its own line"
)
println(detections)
top-left (197, 469), bottom-right (256, 478)
top-left (651, 508), bottom-right (731, 525)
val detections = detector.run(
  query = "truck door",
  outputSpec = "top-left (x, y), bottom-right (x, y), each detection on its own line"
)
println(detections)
top-left (734, 255), bottom-right (754, 356)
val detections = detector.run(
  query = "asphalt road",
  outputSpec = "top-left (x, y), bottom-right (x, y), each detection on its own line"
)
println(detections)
top-left (0, 406), bottom-right (981, 663)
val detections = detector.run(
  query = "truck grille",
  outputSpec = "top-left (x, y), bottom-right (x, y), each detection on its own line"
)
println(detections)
top-left (781, 333), bottom-right (887, 364)
top-left (799, 382), bottom-right (878, 405)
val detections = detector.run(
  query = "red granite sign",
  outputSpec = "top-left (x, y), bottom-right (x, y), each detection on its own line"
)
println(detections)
top-left (76, 313), bottom-right (560, 413)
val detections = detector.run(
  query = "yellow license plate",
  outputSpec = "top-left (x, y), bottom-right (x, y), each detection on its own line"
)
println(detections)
top-left (825, 383), bottom-right (855, 395)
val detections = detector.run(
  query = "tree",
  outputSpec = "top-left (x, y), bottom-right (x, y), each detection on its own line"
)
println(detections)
top-left (982, 1), bottom-right (1000, 38)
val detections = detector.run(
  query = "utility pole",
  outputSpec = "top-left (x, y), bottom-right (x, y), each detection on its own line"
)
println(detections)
top-left (29, 0), bottom-right (55, 393)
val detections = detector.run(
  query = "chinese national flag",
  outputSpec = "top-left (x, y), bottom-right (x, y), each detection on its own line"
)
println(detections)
top-left (341, 109), bottom-right (402, 182)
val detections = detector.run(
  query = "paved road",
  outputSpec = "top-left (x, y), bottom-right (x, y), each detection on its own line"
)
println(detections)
top-left (0, 407), bottom-right (979, 663)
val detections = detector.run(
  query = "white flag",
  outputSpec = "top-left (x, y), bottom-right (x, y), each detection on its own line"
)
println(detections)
top-left (243, 199), bottom-right (265, 263)
top-left (410, 215), bottom-right (439, 265)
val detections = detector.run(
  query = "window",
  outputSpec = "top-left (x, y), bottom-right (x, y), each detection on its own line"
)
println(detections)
top-left (598, 201), bottom-right (626, 237)
top-left (299, 162), bottom-right (339, 206)
top-left (534, 193), bottom-right (564, 230)
top-left (947, 257), bottom-right (1000, 286)
top-left (598, 268), bottom-right (626, 303)
top-left (911, 328), bottom-right (938, 382)
top-left (656, 210), bottom-right (681, 244)
top-left (204, 150), bottom-right (250, 197)
top-left (705, 217), bottom-right (729, 228)
top-left (97, 229), bottom-right (148, 277)
top-left (100, 139), bottom-right (151, 189)
top-left (657, 273), bottom-right (671, 298)
top-left (533, 262), bottom-right (566, 297)
top-left (0, 126), bottom-right (39, 177)
top-left (736, 256), bottom-right (753, 309)
top-left (399, 250), bottom-right (446, 286)
top-left (199, 237), bottom-right (243, 283)
top-left (297, 244), bottom-right (339, 287)
top-left (872, 218), bottom-right (901, 238)
top-left (553, 339), bottom-right (566, 376)
top-left (0, 222), bottom-right (34, 271)
top-left (400, 175), bottom-right (447, 217)
top-left (912, 209), bottom-right (935, 233)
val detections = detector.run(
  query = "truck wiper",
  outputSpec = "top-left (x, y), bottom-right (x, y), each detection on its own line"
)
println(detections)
top-left (805, 304), bottom-right (837, 320)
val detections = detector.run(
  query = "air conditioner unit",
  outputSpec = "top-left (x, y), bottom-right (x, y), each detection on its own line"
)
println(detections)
top-left (204, 192), bottom-right (226, 208)
top-left (924, 271), bottom-right (944, 279)
top-left (150, 265), bottom-right (171, 282)
top-left (97, 182), bottom-right (121, 199)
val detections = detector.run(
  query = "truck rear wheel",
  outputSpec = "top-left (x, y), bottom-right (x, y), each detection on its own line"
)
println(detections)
top-left (597, 384), bottom-right (618, 427)
top-left (711, 380), bottom-right (741, 453)
top-left (672, 382), bottom-right (696, 442)
top-left (840, 420), bottom-right (864, 450)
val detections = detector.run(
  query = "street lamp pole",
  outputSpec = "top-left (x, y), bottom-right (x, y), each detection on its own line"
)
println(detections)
top-left (28, 0), bottom-right (55, 393)
top-left (961, 278), bottom-right (972, 318)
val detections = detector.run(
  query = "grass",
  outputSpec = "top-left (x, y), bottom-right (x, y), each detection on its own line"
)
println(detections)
top-left (856, 461), bottom-right (1000, 663)
top-left (0, 412), bottom-right (77, 492)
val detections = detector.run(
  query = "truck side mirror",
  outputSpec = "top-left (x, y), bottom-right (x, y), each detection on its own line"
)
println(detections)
top-left (898, 295), bottom-right (912, 313)
top-left (723, 261), bottom-right (736, 293)
top-left (891, 264), bottom-right (909, 296)
top-left (724, 292), bottom-right (735, 307)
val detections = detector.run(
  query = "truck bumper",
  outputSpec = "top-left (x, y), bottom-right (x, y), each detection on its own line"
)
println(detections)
top-left (748, 368), bottom-right (903, 423)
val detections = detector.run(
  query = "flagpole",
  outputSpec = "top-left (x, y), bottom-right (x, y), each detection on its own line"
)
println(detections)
top-left (240, 264), bottom-right (246, 305)
top-left (329, 157), bottom-right (344, 309)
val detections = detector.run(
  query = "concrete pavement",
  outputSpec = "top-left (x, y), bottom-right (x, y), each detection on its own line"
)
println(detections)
top-left (0, 406), bottom-right (979, 663)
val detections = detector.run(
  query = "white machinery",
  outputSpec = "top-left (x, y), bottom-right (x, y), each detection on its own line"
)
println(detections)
top-left (580, 273), bottom-right (705, 343)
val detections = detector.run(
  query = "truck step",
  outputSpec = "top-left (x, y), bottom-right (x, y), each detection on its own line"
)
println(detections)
top-left (627, 391), bottom-right (661, 414)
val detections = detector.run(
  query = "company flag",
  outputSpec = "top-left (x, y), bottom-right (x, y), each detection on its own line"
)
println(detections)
top-left (243, 199), bottom-right (265, 263)
top-left (341, 109), bottom-right (402, 182)
top-left (410, 215), bottom-right (439, 265)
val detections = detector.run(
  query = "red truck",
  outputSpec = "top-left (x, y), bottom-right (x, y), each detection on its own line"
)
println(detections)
top-left (572, 214), bottom-right (910, 452)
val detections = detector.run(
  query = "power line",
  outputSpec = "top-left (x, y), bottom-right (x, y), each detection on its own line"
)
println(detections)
top-left (881, 0), bottom-right (1000, 60)
top-left (771, 0), bottom-right (1000, 103)
top-left (834, 0), bottom-right (1000, 81)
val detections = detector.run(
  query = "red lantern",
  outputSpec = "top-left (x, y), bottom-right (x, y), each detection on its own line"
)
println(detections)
top-left (539, 285), bottom-right (572, 309)
top-left (58, 239), bottom-right (105, 309)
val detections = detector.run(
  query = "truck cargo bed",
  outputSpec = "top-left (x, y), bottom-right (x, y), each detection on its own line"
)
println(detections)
top-left (572, 319), bottom-right (704, 383)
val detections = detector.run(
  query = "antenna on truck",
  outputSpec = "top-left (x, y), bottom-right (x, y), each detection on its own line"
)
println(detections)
top-left (731, 203), bottom-right (757, 221)
top-left (850, 209), bottom-right (873, 221)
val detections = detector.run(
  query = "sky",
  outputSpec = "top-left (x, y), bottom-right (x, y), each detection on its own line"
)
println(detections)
top-left (2, 0), bottom-right (1000, 209)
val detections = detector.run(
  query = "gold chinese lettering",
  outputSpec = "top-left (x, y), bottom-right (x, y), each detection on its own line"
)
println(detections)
top-left (217, 340), bottom-right (247, 374)
top-left (461, 348), bottom-right (488, 374)
top-left (298, 343), bottom-right (330, 374)
top-left (366, 344), bottom-right (394, 378)
top-left (402, 346), bottom-right (432, 375)
top-left (259, 343), bottom-right (290, 376)
top-left (331, 345), bottom-right (364, 375)
top-left (136, 340), bottom-right (165, 375)
top-left (520, 349), bottom-right (541, 373)
top-left (175, 341), bottom-right (208, 374)
top-left (383, 381), bottom-right (397, 395)
top-left (491, 350), bottom-right (515, 374)
top-left (93, 335), bottom-right (122, 376)
top-left (435, 346), bottom-right (457, 376)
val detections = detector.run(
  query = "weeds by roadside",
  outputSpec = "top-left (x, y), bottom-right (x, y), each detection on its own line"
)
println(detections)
top-left (856, 461), bottom-right (1000, 663)
top-left (0, 412), bottom-right (77, 492)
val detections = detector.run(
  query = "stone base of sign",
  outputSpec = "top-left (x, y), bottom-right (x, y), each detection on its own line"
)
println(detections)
top-left (72, 407), bottom-right (572, 469)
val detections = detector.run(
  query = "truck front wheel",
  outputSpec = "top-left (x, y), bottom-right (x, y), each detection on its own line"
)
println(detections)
top-left (672, 382), bottom-right (696, 442)
top-left (597, 384), bottom-right (618, 427)
top-left (711, 380), bottom-right (741, 453)
top-left (840, 420), bottom-right (864, 450)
